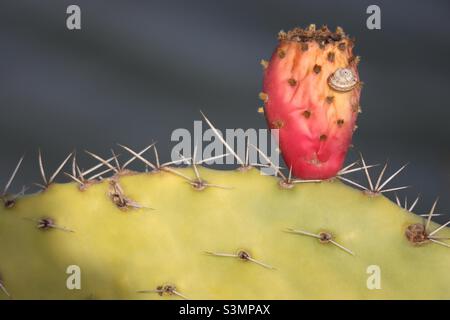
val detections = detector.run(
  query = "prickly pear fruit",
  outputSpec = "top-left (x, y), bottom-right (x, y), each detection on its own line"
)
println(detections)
top-left (262, 25), bottom-right (361, 180)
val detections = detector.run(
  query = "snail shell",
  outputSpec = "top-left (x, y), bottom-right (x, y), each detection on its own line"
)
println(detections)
top-left (327, 67), bottom-right (358, 92)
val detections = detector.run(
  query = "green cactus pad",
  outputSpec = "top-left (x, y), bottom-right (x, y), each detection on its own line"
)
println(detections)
top-left (0, 167), bottom-right (449, 299)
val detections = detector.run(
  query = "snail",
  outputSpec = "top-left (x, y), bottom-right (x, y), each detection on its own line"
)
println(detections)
top-left (327, 67), bottom-right (358, 92)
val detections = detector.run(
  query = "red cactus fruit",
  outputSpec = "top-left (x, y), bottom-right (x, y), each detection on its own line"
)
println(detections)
top-left (261, 25), bottom-right (362, 180)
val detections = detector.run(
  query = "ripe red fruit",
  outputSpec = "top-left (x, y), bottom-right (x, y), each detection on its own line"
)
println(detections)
top-left (261, 25), bottom-right (362, 180)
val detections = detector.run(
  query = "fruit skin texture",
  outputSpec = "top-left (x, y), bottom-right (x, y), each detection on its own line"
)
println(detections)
top-left (0, 167), bottom-right (450, 299)
top-left (263, 26), bottom-right (361, 179)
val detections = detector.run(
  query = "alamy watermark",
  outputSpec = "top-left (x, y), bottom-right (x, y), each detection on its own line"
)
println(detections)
top-left (66, 265), bottom-right (81, 290)
top-left (66, 5), bottom-right (81, 30)
top-left (366, 265), bottom-right (381, 290)
top-left (366, 5), bottom-right (381, 30)
top-left (170, 121), bottom-right (280, 175)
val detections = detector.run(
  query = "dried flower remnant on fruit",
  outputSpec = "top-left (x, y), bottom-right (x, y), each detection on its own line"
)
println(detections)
top-left (272, 120), bottom-right (284, 129)
top-left (327, 52), bottom-right (335, 62)
top-left (313, 65), bottom-right (322, 74)
top-left (288, 78), bottom-right (297, 86)
top-left (325, 96), bottom-right (334, 104)
top-left (302, 110), bottom-right (311, 118)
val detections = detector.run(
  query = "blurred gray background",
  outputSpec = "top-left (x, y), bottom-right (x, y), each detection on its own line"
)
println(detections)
top-left (0, 0), bottom-right (449, 220)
